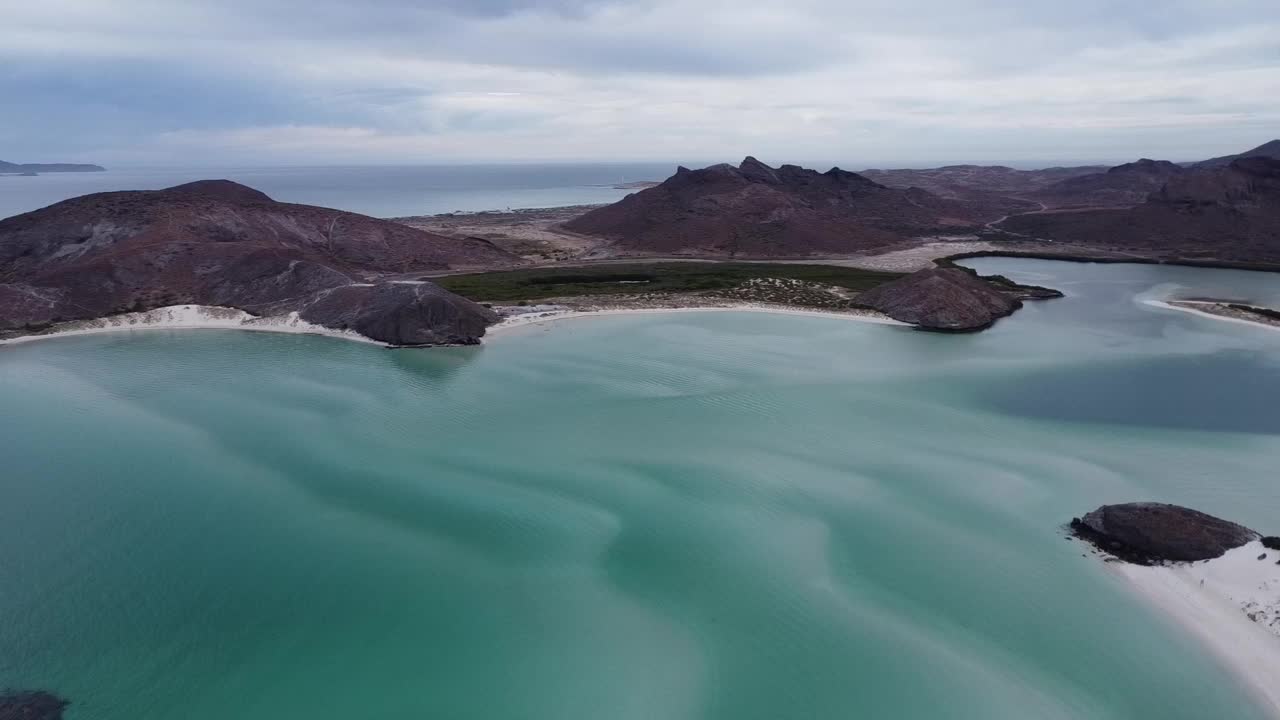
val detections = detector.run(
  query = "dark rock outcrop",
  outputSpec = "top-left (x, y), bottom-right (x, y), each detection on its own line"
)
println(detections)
top-left (0, 690), bottom-right (68, 719)
top-left (298, 282), bottom-right (499, 347)
top-left (565, 158), bottom-right (989, 257)
top-left (1071, 503), bottom-right (1260, 565)
top-left (0, 180), bottom-right (521, 344)
top-left (854, 267), bottom-right (1029, 331)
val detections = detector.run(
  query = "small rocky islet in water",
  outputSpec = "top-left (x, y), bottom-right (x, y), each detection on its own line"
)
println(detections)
top-left (0, 690), bottom-right (68, 720)
top-left (1070, 501), bottom-right (1266, 565)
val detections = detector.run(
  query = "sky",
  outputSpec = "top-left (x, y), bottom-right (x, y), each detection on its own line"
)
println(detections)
top-left (1, 0), bottom-right (1277, 168)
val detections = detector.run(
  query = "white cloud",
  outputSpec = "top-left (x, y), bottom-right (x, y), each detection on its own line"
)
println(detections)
top-left (1, 0), bottom-right (1276, 165)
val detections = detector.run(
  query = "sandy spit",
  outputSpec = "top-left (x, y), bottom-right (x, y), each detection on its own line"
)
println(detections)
top-left (1110, 541), bottom-right (1280, 717)
top-left (1143, 300), bottom-right (1280, 333)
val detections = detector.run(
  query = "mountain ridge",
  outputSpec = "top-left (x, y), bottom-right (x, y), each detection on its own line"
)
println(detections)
top-left (565, 157), bottom-right (992, 257)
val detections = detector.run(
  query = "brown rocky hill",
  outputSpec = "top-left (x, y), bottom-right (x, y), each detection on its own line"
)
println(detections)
top-left (564, 158), bottom-right (990, 257)
top-left (999, 157), bottom-right (1280, 264)
top-left (0, 180), bottom-right (517, 344)
top-left (860, 163), bottom-right (1105, 200)
top-left (1034, 158), bottom-right (1185, 209)
top-left (860, 163), bottom-right (1108, 218)
top-left (1194, 139), bottom-right (1280, 169)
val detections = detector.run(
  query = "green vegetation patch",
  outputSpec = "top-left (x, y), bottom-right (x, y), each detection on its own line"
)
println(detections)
top-left (433, 262), bottom-right (903, 303)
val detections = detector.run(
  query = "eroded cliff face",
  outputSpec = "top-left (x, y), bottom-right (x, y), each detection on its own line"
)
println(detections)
top-left (0, 181), bottom-right (519, 345)
top-left (1071, 503), bottom-right (1261, 565)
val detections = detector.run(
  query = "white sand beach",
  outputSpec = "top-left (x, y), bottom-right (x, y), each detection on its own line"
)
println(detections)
top-left (1, 303), bottom-right (909, 348)
top-left (1144, 299), bottom-right (1280, 333)
top-left (486, 304), bottom-right (909, 337)
top-left (0, 305), bottom-right (385, 347)
top-left (1110, 541), bottom-right (1280, 717)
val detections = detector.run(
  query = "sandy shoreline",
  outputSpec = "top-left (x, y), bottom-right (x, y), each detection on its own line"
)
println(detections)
top-left (1144, 299), bottom-right (1280, 333)
top-left (1109, 541), bottom-right (1280, 717)
top-left (1, 303), bottom-right (909, 348)
top-left (486, 304), bottom-right (909, 337)
top-left (0, 305), bottom-right (386, 348)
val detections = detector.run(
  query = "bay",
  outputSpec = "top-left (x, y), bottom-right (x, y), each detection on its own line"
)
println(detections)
top-left (1, 259), bottom-right (1278, 719)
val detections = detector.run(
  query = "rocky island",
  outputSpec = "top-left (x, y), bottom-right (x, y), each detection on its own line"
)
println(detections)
top-left (1071, 502), bottom-right (1263, 564)
top-left (1072, 503), bottom-right (1280, 715)
top-left (0, 160), bottom-right (105, 174)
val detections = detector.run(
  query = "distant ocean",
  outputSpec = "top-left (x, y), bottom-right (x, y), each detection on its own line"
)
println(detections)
top-left (0, 163), bottom-right (679, 220)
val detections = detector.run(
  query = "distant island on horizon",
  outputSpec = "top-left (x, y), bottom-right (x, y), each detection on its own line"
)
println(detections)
top-left (0, 159), bottom-right (105, 175)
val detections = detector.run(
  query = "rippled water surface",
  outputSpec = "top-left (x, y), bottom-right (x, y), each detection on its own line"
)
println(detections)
top-left (2, 259), bottom-right (1279, 719)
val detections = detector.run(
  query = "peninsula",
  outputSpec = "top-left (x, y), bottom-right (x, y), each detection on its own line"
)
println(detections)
top-left (0, 180), bottom-right (516, 346)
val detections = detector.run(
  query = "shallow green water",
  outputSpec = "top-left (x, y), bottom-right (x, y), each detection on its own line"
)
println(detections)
top-left (2, 259), bottom-right (1279, 719)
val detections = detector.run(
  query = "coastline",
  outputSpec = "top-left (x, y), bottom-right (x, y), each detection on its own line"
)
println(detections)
top-left (0, 303), bottom-right (909, 349)
top-left (1143, 299), bottom-right (1280, 333)
top-left (485, 304), bottom-right (909, 337)
top-left (1107, 541), bottom-right (1280, 717)
top-left (0, 305), bottom-right (387, 348)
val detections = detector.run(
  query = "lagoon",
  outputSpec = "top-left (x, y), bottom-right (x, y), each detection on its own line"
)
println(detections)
top-left (1, 259), bottom-right (1278, 719)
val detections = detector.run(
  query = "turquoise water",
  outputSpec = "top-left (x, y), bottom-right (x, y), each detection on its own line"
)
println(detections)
top-left (0, 163), bottom-right (675, 220)
top-left (2, 259), bottom-right (1279, 719)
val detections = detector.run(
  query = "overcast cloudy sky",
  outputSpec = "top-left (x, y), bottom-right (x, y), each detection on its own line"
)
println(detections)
top-left (2, 0), bottom-right (1277, 167)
